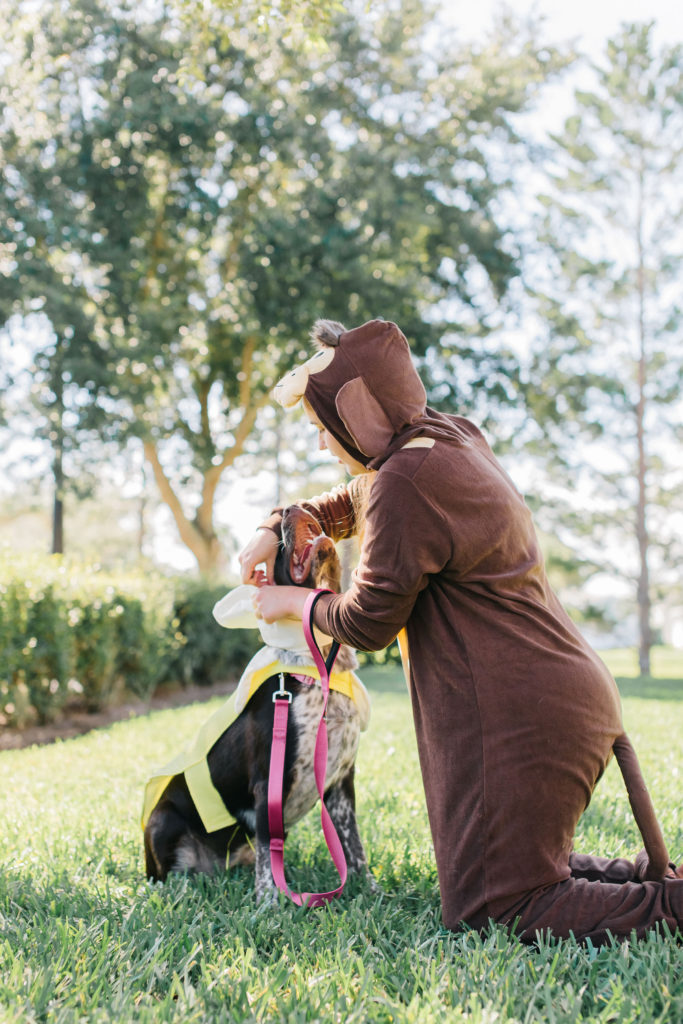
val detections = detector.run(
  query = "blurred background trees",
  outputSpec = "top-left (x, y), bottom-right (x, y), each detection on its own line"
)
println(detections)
top-left (1, 0), bottom-right (681, 660)
top-left (0, 0), bottom-right (564, 574)
top-left (523, 22), bottom-right (683, 672)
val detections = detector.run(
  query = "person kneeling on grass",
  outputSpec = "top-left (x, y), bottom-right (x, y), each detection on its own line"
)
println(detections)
top-left (239, 317), bottom-right (682, 945)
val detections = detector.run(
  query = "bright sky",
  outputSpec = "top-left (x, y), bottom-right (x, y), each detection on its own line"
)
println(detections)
top-left (442, 0), bottom-right (683, 54)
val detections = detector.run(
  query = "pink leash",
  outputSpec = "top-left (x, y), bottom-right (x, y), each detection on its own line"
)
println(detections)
top-left (267, 589), bottom-right (348, 907)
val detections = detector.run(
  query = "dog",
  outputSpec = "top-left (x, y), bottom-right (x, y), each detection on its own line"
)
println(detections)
top-left (143, 506), bottom-right (373, 902)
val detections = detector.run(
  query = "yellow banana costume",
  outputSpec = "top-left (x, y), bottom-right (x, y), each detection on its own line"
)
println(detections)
top-left (142, 585), bottom-right (370, 834)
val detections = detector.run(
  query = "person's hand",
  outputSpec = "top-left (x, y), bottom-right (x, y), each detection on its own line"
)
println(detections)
top-left (239, 528), bottom-right (279, 585)
top-left (251, 585), bottom-right (311, 623)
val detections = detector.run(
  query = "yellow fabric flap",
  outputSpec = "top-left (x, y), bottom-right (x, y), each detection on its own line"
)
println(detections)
top-left (141, 695), bottom-right (241, 832)
top-left (397, 628), bottom-right (411, 691)
top-left (142, 658), bottom-right (369, 834)
top-left (185, 758), bottom-right (235, 833)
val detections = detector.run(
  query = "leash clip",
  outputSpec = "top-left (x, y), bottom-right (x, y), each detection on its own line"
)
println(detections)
top-left (273, 673), bottom-right (292, 703)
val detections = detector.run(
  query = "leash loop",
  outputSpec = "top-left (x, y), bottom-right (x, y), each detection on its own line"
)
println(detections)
top-left (267, 589), bottom-right (348, 907)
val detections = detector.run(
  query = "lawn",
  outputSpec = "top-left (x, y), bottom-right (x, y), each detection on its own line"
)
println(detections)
top-left (0, 653), bottom-right (681, 1023)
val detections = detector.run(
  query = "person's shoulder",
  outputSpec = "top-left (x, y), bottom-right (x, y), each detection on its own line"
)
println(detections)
top-left (368, 450), bottom-right (450, 529)
top-left (374, 441), bottom-right (450, 495)
top-left (378, 441), bottom-right (435, 479)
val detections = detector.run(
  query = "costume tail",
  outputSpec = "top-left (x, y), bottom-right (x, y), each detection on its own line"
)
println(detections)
top-left (612, 732), bottom-right (670, 881)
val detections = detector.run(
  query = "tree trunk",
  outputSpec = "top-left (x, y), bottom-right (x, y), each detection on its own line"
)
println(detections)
top-left (51, 351), bottom-right (65, 555)
top-left (137, 458), bottom-right (148, 559)
top-left (635, 164), bottom-right (652, 677)
top-left (194, 532), bottom-right (226, 579)
top-left (52, 442), bottom-right (64, 554)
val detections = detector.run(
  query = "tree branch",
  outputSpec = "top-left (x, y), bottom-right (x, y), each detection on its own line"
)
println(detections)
top-left (142, 439), bottom-right (205, 560)
top-left (196, 393), bottom-right (269, 534)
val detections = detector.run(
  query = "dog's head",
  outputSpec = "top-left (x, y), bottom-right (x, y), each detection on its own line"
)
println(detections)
top-left (272, 506), bottom-right (357, 671)
top-left (273, 506), bottom-right (341, 594)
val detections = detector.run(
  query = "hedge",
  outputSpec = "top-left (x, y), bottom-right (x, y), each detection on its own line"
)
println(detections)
top-left (0, 551), bottom-right (259, 728)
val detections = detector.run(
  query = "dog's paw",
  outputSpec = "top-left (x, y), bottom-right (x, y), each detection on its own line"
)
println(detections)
top-left (255, 878), bottom-right (279, 907)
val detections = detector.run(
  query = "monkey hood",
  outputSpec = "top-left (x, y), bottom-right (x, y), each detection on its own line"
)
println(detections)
top-left (273, 319), bottom-right (470, 469)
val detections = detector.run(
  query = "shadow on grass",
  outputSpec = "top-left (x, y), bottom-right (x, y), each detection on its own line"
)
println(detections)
top-left (615, 676), bottom-right (683, 702)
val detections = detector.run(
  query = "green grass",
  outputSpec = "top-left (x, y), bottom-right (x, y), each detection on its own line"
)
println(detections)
top-left (1, 658), bottom-right (682, 1022)
top-left (598, 645), bottom-right (683, 680)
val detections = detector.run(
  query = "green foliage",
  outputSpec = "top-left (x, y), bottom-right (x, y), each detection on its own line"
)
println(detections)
top-left (0, 578), bottom-right (77, 726)
top-left (357, 638), bottom-right (403, 668)
top-left (22, 585), bottom-right (72, 722)
top-left (0, 669), bottom-right (681, 1021)
top-left (0, 551), bottom-right (253, 725)
top-left (166, 581), bottom-right (260, 688)
top-left (0, 0), bottom-right (568, 572)
top-left (114, 594), bottom-right (173, 700)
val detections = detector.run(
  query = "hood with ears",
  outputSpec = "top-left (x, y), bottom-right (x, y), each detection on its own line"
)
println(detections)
top-left (273, 318), bottom-right (469, 468)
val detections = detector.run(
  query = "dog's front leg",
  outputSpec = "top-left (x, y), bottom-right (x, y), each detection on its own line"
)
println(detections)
top-left (253, 780), bottom-right (278, 904)
top-left (325, 769), bottom-right (378, 891)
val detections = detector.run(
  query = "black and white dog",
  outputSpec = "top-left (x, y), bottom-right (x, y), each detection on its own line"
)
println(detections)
top-left (143, 506), bottom-right (373, 902)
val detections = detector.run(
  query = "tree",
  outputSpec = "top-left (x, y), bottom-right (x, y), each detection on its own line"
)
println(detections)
top-left (0, 0), bottom-right (115, 553)
top-left (1, 0), bottom-right (565, 575)
top-left (526, 23), bottom-right (683, 674)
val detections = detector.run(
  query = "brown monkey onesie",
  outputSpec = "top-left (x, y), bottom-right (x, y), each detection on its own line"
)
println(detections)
top-left (266, 318), bottom-right (682, 943)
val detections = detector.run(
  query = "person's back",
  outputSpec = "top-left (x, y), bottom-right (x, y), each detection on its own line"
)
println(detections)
top-left (352, 420), bottom-right (624, 927)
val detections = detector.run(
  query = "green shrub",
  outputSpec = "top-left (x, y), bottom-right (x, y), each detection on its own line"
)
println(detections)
top-left (163, 581), bottom-right (260, 689)
top-left (0, 579), bottom-right (74, 726)
top-left (0, 550), bottom-right (260, 726)
top-left (357, 639), bottom-right (403, 667)
top-left (0, 580), bottom-right (33, 727)
top-left (0, 552), bottom-right (177, 722)
top-left (23, 585), bottom-right (73, 723)
top-left (114, 594), bottom-right (172, 700)
top-left (59, 563), bottom-right (180, 712)
top-left (69, 598), bottom-right (122, 711)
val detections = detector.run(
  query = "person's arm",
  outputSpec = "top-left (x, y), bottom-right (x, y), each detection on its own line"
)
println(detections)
top-left (239, 475), bottom-right (371, 584)
top-left (312, 469), bottom-right (451, 652)
top-left (260, 474), bottom-right (370, 543)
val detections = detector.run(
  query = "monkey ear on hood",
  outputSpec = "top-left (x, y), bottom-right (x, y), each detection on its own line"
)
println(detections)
top-left (335, 376), bottom-right (395, 458)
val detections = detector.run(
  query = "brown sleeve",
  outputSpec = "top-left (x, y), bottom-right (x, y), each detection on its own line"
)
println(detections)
top-left (313, 469), bottom-right (451, 651)
top-left (259, 474), bottom-right (372, 543)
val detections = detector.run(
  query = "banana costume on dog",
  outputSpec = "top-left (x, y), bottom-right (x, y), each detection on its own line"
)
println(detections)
top-left (141, 585), bottom-right (369, 833)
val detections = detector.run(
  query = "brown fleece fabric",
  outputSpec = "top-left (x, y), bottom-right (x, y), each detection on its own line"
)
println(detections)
top-left (265, 319), bottom-right (683, 943)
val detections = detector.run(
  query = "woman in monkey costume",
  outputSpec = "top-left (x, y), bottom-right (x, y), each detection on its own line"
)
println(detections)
top-left (241, 317), bottom-right (682, 943)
